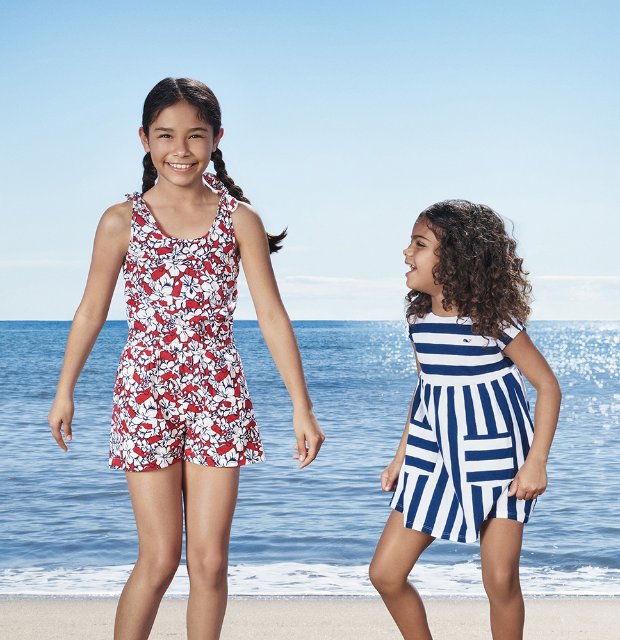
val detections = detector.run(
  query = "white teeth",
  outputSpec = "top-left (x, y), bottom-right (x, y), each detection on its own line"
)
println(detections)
top-left (168, 163), bottom-right (194, 169)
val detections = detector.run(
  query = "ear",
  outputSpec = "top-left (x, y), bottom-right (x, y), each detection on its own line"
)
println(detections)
top-left (213, 127), bottom-right (224, 152)
top-left (138, 126), bottom-right (150, 153)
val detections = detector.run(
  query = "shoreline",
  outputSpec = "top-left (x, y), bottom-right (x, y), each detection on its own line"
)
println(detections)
top-left (1, 593), bottom-right (618, 600)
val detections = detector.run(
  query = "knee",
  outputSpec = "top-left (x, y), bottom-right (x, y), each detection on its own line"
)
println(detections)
top-left (369, 559), bottom-right (407, 597)
top-left (187, 551), bottom-right (228, 589)
top-left (482, 566), bottom-right (521, 604)
top-left (137, 549), bottom-right (181, 592)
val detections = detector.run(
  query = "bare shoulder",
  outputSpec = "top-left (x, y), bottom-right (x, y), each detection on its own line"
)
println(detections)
top-left (231, 202), bottom-right (267, 242)
top-left (232, 202), bottom-right (265, 228)
top-left (98, 200), bottom-right (132, 237)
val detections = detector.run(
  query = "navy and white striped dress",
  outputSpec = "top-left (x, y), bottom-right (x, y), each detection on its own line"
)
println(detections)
top-left (390, 311), bottom-right (535, 543)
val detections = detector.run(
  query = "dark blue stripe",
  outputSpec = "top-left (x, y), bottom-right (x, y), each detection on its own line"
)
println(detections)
top-left (467, 469), bottom-right (515, 482)
top-left (446, 387), bottom-right (463, 506)
top-left (505, 375), bottom-right (532, 459)
top-left (406, 474), bottom-right (429, 525)
top-left (457, 517), bottom-right (467, 542)
top-left (410, 322), bottom-right (473, 336)
top-left (463, 385), bottom-right (477, 438)
top-left (477, 382), bottom-right (498, 436)
top-left (491, 379), bottom-right (515, 430)
top-left (407, 434), bottom-right (439, 452)
top-left (442, 495), bottom-right (459, 539)
top-left (491, 378), bottom-right (518, 468)
top-left (411, 418), bottom-right (432, 431)
top-left (487, 485), bottom-right (503, 518)
top-left (423, 381), bottom-right (432, 410)
top-left (415, 343), bottom-right (501, 356)
top-left (423, 464), bottom-right (449, 533)
top-left (420, 359), bottom-right (511, 377)
top-left (472, 484), bottom-right (484, 534)
top-left (507, 493), bottom-right (518, 519)
top-left (463, 431), bottom-right (511, 441)
top-left (392, 472), bottom-right (407, 512)
top-left (405, 455), bottom-right (436, 473)
top-left (524, 497), bottom-right (535, 518)
top-left (465, 447), bottom-right (514, 461)
top-left (409, 380), bottom-right (422, 423)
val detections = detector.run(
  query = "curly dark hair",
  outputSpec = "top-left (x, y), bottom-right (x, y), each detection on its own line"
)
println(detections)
top-left (406, 200), bottom-right (532, 339)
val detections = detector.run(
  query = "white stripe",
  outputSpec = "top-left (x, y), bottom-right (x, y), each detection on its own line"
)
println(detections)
top-left (465, 457), bottom-right (514, 473)
top-left (470, 384), bottom-right (489, 437)
top-left (421, 352), bottom-right (505, 367)
top-left (413, 331), bottom-right (499, 348)
top-left (462, 433), bottom-right (512, 450)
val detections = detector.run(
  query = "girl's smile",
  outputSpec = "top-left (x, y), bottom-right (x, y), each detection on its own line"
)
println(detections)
top-left (166, 162), bottom-right (198, 171)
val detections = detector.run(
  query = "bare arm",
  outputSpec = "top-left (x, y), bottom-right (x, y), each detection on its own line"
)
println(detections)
top-left (232, 204), bottom-right (324, 468)
top-left (503, 330), bottom-right (562, 499)
top-left (48, 202), bottom-right (131, 450)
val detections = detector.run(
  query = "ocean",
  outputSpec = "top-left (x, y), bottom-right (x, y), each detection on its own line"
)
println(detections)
top-left (0, 320), bottom-right (618, 597)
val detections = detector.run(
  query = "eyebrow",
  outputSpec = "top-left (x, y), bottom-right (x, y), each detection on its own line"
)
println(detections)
top-left (153, 127), bottom-right (210, 132)
top-left (412, 234), bottom-right (431, 241)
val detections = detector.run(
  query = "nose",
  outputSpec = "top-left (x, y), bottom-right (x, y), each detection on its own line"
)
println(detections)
top-left (174, 140), bottom-right (191, 156)
top-left (403, 244), bottom-right (413, 256)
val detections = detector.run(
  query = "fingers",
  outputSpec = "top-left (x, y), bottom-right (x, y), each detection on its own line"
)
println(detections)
top-left (48, 416), bottom-right (68, 452)
top-left (299, 432), bottom-right (325, 469)
top-left (507, 477), bottom-right (545, 501)
top-left (295, 435), bottom-right (307, 466)
top-left (381, 469), bottom-right (398, 492)
top-left (507, 478), bottom-right (517, 497)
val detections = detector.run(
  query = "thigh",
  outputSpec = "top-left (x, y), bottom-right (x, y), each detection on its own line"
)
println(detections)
top-left (125, 462), bottom-right (184, 554)
top-left (372, 510), bottom-right (435, 579)
top-left (480, 518), bottom-right (523, 574)
top-left (183, 462), bottom-right (240, 555)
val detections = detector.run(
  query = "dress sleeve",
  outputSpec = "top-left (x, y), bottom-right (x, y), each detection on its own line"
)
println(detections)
top-left (496, 317), bottom-right (526, 350)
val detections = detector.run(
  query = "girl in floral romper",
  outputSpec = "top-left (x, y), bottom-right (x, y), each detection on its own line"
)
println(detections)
top-left (48, 77), bottom-right (324, 639)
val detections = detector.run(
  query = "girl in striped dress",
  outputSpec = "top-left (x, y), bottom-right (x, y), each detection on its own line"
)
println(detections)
top-left (369, 200), bottom-right (561, 640)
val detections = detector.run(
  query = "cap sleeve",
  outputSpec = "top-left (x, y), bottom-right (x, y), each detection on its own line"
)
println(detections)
top-left (496, 317), bottom-right (526, 350)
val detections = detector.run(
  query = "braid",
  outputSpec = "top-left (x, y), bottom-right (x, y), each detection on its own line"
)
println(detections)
top-left (212, 148), bottom-right (287, 253)
top-left (142, 152), bottom-right (158, 194)
top-left (211, 148), bottom-right (249, 203)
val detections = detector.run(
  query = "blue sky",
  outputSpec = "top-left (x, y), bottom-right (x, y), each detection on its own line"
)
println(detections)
top-left (1, 0), bottom-right (618, 320)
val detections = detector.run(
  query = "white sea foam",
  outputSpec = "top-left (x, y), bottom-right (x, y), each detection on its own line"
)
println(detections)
top-left (1, 563), bottom-right (618, 597)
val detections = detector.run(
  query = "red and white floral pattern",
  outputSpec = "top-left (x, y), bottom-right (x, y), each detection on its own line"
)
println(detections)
top-left (109, 172), bottom-right (265, 472)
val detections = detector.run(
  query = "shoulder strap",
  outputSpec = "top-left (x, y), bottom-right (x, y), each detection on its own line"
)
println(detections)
top-left (203, 172), bottom-right (239, 213)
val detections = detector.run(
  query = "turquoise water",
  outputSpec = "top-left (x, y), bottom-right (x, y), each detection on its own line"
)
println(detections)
top-left (0, 320), bottom-right (618, 595)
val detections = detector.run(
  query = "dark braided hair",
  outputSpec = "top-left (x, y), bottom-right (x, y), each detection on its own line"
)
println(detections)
top-left (406, 200), bottom-right (532, 339)
top-left (141, 77), bottom-right (286, 253)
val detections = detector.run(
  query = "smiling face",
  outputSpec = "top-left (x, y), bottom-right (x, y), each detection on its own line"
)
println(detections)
top-left (403, 216), bottom-right (443, 296)
top-left (139, 100), bottom-right (224, 187)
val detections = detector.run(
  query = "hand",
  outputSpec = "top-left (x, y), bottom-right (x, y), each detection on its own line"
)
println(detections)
top-left (48, 395), bottom-right (74, 452)
top-left (292, 408), bottom-right (325, 469)
top-left (381, 457), bottom-right (403, 492)
top-left (508, 457), bottom-right (547, 500)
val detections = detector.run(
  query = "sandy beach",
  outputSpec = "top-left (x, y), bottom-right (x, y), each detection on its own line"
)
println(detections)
top-left (0, 597), bottom-right (617, 639)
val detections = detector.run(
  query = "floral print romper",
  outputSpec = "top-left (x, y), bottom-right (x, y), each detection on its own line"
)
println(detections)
top-left (109, 172), bottom-right (265, 472)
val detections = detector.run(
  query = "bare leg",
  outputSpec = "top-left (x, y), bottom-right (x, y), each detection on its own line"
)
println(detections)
top-left (369, 510), bottom-right (435, 639)
top-left (183, 462), bottom-right (240, 640)
top-left (114, 462), bottom-right (183, 640)
top-left (480, 518), bottom-right (525, 640)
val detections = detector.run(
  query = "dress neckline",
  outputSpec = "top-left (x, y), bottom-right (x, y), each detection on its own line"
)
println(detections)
top-left (137, 173), bottom-right (227, 243)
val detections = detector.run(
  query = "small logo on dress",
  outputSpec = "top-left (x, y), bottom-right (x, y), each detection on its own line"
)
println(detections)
top-left (463, 338), bottom-right (471, 342)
